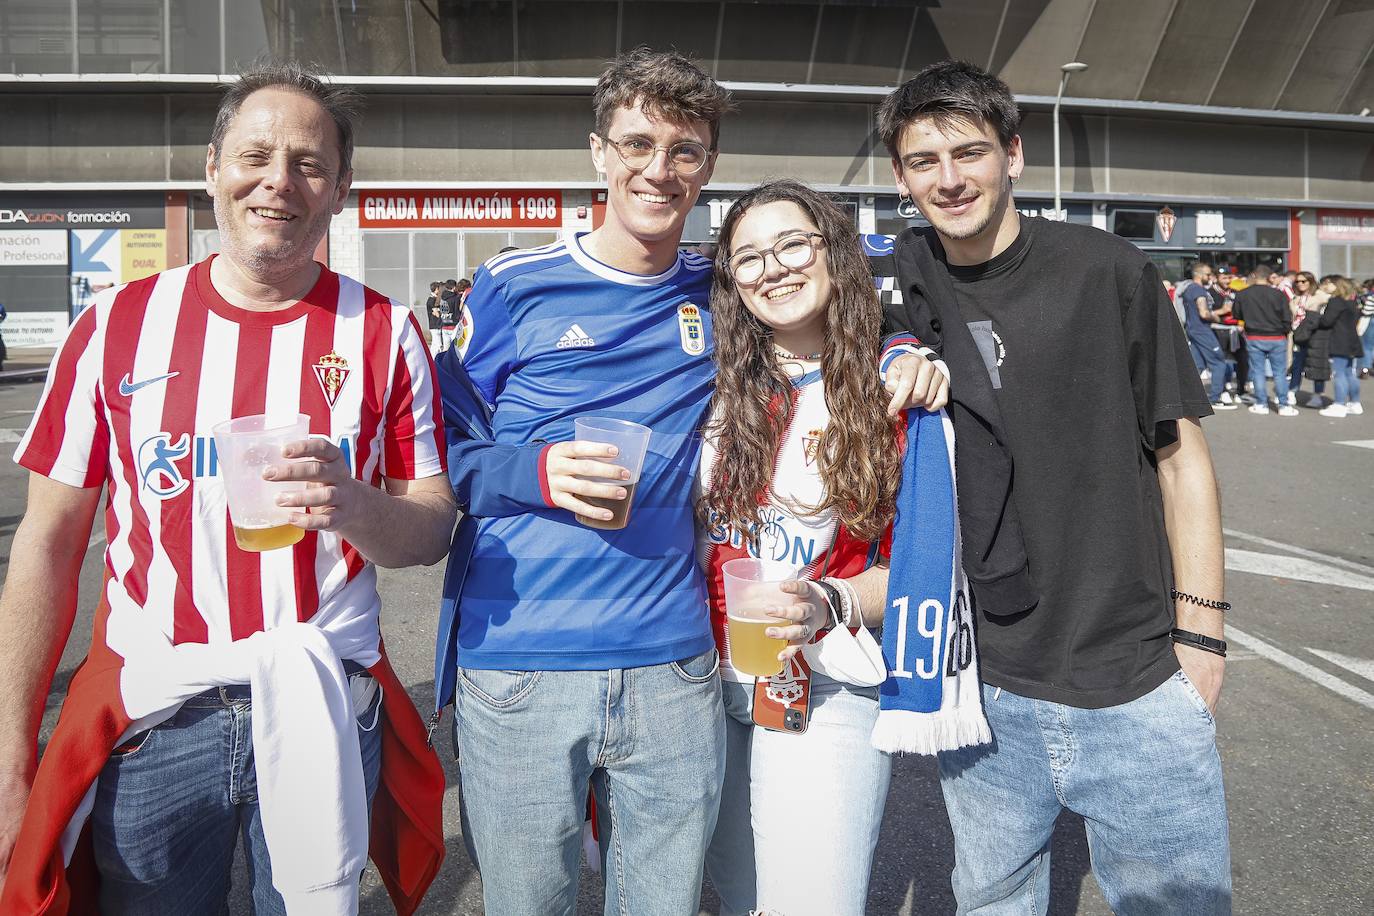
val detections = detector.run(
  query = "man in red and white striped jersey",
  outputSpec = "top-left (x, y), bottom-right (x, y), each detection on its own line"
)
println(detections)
top-left (0, 62), bottom-right (455, 915)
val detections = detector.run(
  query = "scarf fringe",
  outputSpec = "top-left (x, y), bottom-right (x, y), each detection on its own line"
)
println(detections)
top-left (871, 706), bottom-right (993, 755)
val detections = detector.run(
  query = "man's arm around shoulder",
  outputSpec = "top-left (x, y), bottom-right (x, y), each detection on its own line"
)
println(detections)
top-left (1156, 417), bottom-right (1226, 713)
top-left (0, 474), bottom-right (102, 887)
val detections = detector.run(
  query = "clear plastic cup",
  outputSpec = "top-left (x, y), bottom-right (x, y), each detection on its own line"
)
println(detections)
top-left (572, 417), bottom-right (651, 530)
top-left (721, 557), bottom-right (800, 677)
top-left (212, 413), bottom-right (310, 552)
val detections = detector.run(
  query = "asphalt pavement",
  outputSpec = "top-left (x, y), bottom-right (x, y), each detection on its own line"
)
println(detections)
top-left (0, 369), bottom-right (1370, 916)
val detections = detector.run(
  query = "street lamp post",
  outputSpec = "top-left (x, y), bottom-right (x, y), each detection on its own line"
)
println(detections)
top-left (1053, 61), bottom-right (1089, 221)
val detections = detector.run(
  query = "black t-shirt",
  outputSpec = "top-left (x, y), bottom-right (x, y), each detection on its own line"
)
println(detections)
top-left (943, 217), bottom-right (1211, 708)
top-left (425, 295), bottom-right (441, 330)
top-left (1232, 285), bottom-right (1290, 337)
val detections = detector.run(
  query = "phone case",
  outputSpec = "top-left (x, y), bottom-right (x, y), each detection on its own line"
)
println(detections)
top-left (752, 653), bottom-right (811, 734)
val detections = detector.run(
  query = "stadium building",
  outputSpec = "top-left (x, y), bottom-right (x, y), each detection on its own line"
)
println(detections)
top-left (3, 0), bottom-right (1374, 346)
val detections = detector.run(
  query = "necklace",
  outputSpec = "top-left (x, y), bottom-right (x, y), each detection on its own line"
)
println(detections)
top-left (774, 345), bottom-right (823, 361)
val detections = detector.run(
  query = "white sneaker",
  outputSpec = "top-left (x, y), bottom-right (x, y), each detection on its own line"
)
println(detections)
top-left (1309, 395), bottom-right (1325, 409)
top-left (1347, 402), bottom-right (1364, 416)
top-left (1248, 404), bottom-right (1271, 415)
top-left (1220, 391), bottom-right (1235, 405)
top-left (1284, 391), bottom-right (1296, 406)
top-left (1277, 406), bottom-right (1299, 417)
top-left (1319, 403), bottom-right (1348, 418)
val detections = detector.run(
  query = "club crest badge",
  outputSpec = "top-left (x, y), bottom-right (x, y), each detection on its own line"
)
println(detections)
top-left (312, 351), bottom-right (352, 409)
top-left (765, 656), bottom-right (809, 705)
top-left (802, 428), bottom-right (823, 466)
top-left (678, 303), bottom-right (706, 356)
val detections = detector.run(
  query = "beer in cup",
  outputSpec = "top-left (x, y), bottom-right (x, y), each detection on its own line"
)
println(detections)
top-left (573, 417), bottom-right (651, 530)
top-left (212, 413), bottom-right (310, 552)
top-left (721, 557), bottom-right (800, 677)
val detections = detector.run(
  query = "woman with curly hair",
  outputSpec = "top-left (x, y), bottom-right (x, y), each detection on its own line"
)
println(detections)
top-left (696, 180), bottom-right (916, 916)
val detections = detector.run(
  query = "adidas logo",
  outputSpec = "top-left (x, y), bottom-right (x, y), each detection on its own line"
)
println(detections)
top-left (556, 323), bottom-right (596, 349)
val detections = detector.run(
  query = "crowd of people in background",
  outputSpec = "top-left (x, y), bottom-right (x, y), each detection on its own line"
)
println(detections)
top-left (426, 276), bottom-right (471, 355)
top-left (1172, 264), bottom-right (1372, 418)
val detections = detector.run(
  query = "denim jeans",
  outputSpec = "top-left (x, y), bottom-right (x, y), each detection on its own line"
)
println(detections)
top-left (1288, 345), bottom-right (1325, 396)
top-left (1187, 332), bottom-right (1227, 402)
top-left (1359, 322), bottom-right (1374, 373)
top-left (937, 673), bottom-right (1231, 916)
top-left (1331, 355), bottom-right (1361, 405)
top-left (91, 672), bottom-right (383, 915)
top-left (1246, 337), bottom-right (1289, 405)
top-left (708, 674), bottom-right (892, 916)
top-left (454, 650), bottom-right (726, 916)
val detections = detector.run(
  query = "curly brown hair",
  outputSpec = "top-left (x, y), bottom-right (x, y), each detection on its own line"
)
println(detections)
top-left (593, 47), bottom-right (734, 150)
top-left (700, 180), bottom-right (901, 544)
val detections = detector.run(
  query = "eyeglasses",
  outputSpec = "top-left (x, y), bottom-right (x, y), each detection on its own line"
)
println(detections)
top-left (598, 134), bottom-right (711, 175)
top-left (728, 232), bottom-right (826, 285)
top-left (1295, 279), bottom-right (1311, 284)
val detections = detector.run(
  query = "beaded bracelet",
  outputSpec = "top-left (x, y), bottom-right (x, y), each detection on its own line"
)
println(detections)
top-left (1170, 588), bottom-right (1231, 612)
top-left (821, 576), bottom-right (858, 627)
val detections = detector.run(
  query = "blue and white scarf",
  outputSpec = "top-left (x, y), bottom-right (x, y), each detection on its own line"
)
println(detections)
top-left (871, 408), bottom-right (991, 754)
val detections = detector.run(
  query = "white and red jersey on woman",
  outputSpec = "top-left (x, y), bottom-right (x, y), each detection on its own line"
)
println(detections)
top-left (17, 256), bottom-right (445, 648)
top-left (695, 368), bottom-right (894, 681)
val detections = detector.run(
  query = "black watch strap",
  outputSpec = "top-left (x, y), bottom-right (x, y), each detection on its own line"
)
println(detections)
top-left (1171, 627), bottom-right (1227, 657)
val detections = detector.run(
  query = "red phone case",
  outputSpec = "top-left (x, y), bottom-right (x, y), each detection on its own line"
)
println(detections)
top-left (752, 652), bottom-right (811, 734)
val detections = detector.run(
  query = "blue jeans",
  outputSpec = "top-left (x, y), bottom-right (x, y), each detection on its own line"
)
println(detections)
top-left (1246, 337), bottom-right (1289, 405)
top-left (1187, 332), bottom-right (1227, 402)
top-left (91, 674), bottom-right (383, 915)
top-left (708, 675), bottom-right (891, 916)
top-left (1288, 345), bottom-right (1325, 396)
top-left (1332, 355), bottom-right (1361, 405)
top-left (454, 650), bottom-right (726, 916)
top-left (1359, 322), bottom-right (1374, 373)
top-left (937, 674), bottom-right (1230, 915)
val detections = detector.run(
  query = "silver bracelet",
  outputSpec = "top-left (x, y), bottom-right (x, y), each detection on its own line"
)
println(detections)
top-left (821, 576), bottom-right (858, 628)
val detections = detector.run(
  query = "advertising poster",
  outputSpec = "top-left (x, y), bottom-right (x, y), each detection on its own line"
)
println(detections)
top-left (121, 229), bottom-right (167, 281)
top-left (1, 312), bottom-right (69, 347)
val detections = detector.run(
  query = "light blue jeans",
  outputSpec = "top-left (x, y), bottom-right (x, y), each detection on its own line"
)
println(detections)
top-left (1331, 355), bottom-right (1361, 405)
top-left (91, 673), bottom-right (383, 915)
top-left (938, 673), bottom-right (1231, 915)
top-left (707, 674), bottom-right (892, 916)
top-left (1246, 337), bottom-right (1290, 406)
top-left (455, 650), bottom-right (726, 916)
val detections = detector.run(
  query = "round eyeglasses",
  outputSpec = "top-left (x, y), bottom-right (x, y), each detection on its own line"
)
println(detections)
top-left (727, 232), bottom-right (826, 285)
top-left (598, 134), bottom-right (711, 175)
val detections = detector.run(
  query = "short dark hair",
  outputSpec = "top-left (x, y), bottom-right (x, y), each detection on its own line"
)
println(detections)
top-left (444, 279), bottom-right (458, 288)
top-left (1250, 264), bottom-right (1273, 282)
top-left (593, 47), bottom-right (734, 150)
top-left (211, 60), bottom-right (361, 180)
top-left (877, 60), bottom-right (1021, 159)
top-left (430, 281), bottom-right (441, 291)
top-left (1191, 262), bottom-right (1213, 279)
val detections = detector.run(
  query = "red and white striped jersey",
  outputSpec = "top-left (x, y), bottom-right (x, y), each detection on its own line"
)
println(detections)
top-left (16, 257), bottom-right (446, 647)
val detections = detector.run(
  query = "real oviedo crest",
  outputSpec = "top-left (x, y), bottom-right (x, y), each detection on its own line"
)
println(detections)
top-left (678, 303), bottom-right (706, 356)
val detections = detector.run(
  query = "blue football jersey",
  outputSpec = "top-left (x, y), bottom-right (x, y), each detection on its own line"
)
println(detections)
top-left (454, 233), bottom-right (716, 670)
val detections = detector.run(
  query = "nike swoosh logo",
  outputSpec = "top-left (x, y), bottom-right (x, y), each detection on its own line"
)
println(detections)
top-left (118, 371), bottom-right (179, 396)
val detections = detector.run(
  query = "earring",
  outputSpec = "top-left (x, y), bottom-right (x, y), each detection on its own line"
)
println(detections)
top-left (896, 193), bottom-right (919, 219)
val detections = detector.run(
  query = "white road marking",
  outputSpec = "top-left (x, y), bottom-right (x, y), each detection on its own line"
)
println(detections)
top-left (88, 532), bottom-right (105, 552)
top-left (1228, 627), bottom-right (1374, 712)
top-left (1335, 439), bottom-right (1374, 451)
top-left (0, 428), bottom-right (23, 443)
top-left (1223, 527), bottom-right (1374, 577)
top-left (1225, 548), bottom-right (1374, 592)
top-left (1306, 649), bottom-right (1374, 684)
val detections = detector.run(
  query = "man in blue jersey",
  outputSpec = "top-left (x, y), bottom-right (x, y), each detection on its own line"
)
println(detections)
top-left (437, 49), bottom-right (732, 915)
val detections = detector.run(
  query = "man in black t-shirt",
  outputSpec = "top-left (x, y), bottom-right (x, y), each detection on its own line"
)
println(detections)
top-left (1232, 264), bottom-right (1297, 415)
top-left (425, 280), bottom-right (443, 354)
top-left (877, 61), bottom-right (1231, 914)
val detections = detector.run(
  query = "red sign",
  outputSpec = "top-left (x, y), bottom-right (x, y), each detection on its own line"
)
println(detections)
top-left (1316, 208), bottom-right (1374, 242)
top-left (1156, 206), bottom-right (1176, 243)
top-left (359, 189), bottom-right (563, 228)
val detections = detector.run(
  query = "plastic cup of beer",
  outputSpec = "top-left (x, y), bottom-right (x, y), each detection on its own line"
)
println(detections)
top-left (721, 558), bottom-right (800, 677)
top-left (212, 413), bottom-right (310, 552)
top-left (572, 417), bottom-right (651, 530)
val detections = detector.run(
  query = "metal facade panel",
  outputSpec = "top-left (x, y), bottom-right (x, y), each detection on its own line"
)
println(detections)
top-left (1137, 0), bottom-right (1252, 105)
top-left (1014, 111), bottom-right (1109, 196)
top-left (0, 94), bottom-right (166, 182)
top-left (1307, 127), bottom-right (1374, 204)
top-left (1107, 116), bottom-right (1306, 199)
top-left (807, 5), bottom-right (911, 86)
top-left (716, 99), bottom-right (875, 185)
top-left (1066, 0), bottom-right (1177, 100)
top-left (1277, 4), bottom-right (1374, 112)
top-left (999, 0), bottom-right (1098, 96)
top-left (1209, 0), bottom-right (1328, 108)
